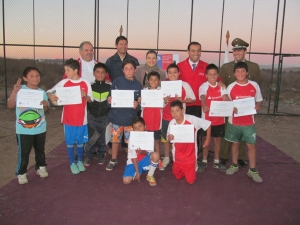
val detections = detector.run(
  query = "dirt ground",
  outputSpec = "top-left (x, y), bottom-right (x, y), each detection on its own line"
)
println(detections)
top-left (0, 104), bottom-right (299, 188)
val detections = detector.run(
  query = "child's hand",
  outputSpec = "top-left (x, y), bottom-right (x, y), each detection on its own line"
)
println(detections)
top-left (13, 78), bottom-right (22, 93)
top-left (81, 89), bottom-right (87, 98)
top-left (203, 139), bottom-right (210, 148)
top-left (175, 94), bottom-right (182, 102)
top-left (202, 105), bottom-right (209, 113)
top-left (135, 172), bottom-right (141, 182)
top-left (163, 95), bottom-right (171, 104)
top-left (133, 101), bottom-right (138, 109)
top-left (255, 103), bottom-right (260, 111)
top-left (233, 107), bottom-right (238, 114)
top-left (107, 96), bottom-right (112, 104)
top-left (167, 134), bottom-right (174, 141)
top-left (40, 100), bottom-right (48, 107)
top-left (49, 94), bottom-right (58, 102)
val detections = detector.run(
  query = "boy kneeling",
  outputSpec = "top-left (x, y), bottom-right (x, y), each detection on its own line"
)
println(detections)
top-left (167, 100), bottom-right (211, 184)
top-left (123, 117), bottom-right (160, 186)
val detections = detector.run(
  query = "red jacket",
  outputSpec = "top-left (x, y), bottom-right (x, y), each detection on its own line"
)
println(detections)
top-left (62, 58), bottom-right (111, 82)
top-left (178, 58), bottom-right (208, 106)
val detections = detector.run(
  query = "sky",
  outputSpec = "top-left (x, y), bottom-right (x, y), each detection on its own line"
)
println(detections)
top-left (0, 0), bottom-right (299, 67)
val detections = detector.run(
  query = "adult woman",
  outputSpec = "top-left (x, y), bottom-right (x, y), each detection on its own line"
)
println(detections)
top-left (134, 50), bottom-right (166, 88)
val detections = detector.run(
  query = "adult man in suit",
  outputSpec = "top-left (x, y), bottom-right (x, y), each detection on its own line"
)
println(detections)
top-left (220, 38), bottom-right (261, 167)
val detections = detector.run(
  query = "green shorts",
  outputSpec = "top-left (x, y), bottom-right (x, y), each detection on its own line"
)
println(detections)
top-left (225, 123), bottom-right (256, 144)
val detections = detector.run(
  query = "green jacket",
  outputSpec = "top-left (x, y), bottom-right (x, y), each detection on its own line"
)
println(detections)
top-left (220, 60), bottom-right (261, 87)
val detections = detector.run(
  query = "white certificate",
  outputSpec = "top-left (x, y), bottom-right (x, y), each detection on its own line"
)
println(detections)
top-left (129, 131), bottom-right (154, 151)
top-left (161, 80), bottom-right (182, 97)
top-left (209, 101), bottom-right (234, 117)
top-left (111, 90), bottom-right (134, 108)
top-left (17, 89), bottom-right (44, 109)
top-left (56, 86), bottom-right (82, 105)
top-left (233, 97), bottom-right (256, 117)
top-left (169, 124), bottom-right (194, 143)
top-left (141, 90), bottom-right (163, 108)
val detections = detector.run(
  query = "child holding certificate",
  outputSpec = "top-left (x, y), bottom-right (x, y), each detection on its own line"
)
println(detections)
top-left (225, 62), bottom-right (263, 183)
top-left (167, 100), bottom-right (211, 184)
top-left (7, 67), bottom-right (49, 184)
top-left (141, 71), bottom-right (162, 158)
top-left (47, 59), bottom-right (93, 175)
top-left (161, 63), bottom-right (196, 170)
top-left (106, 59), bottom-right (142, 171)
top-left (198, 64), bottom-right (230, 172)
top-left (123, 117), bottom-right (160, 186)
top-left (84, 63), bottom-right (111, 166)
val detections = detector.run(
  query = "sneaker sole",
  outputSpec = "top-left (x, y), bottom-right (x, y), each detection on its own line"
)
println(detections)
top-left (98, 162), bottom-right (105, 165)
top-left (19, 180), bottom-right (28, 184)
top-left (37, 171), bottom-right (48, 178)
top-left (84, 164), bottom-right (90, 167)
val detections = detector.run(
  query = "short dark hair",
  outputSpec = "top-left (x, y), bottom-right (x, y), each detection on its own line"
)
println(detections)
top-left (115, 36), bottom-right (128, 45)
top-left (132, 116), bottom-right (145, 126)
top-left (146, 50), bottom-right (158, 58)
top-left (79, 41), bottom-right (93, 50)
top-left (147, 71), bottom-right (160, 81)
top-left (93, 62), bottom-right (107, 72)
top-left (188, 42), bottom-right (201, 51)
top-left (64, 58), bottom-right (80, 71)
top-left (170, 100), bottom-right (183, 109)
top-left (167, 63), bottom-right (180, 73)
top-left (205, 64), bottom-right (219, 74)
top-left (23, 66), bottom-right (41, 77)
top-left (122, 59), bottom-right (136, 70)
top-left (234, 61), bottom-right (248, 72)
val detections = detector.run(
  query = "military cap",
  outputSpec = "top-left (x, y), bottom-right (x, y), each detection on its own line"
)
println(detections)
top-left (232, 38), bottom-right (249, 49)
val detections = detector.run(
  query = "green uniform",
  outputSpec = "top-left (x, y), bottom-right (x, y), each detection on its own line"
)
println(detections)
top-left (220, 60), bottom-right (261, 160)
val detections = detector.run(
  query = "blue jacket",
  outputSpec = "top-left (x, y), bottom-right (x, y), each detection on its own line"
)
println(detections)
top-left (105, 52), bottom-right (139, 82)
top-left (108, 76), bottom-right (142, 126)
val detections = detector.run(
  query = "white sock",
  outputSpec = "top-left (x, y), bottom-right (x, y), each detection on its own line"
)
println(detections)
top-left (147, 161), bottom-right (158, 176)
top-left (202, 159), bottom-right (208, 163)
top-left (214, 159), bottom-right (220, 163)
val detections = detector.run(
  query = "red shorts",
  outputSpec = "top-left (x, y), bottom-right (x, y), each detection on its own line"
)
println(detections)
top-left (172, 162), bottom-right (196, 184)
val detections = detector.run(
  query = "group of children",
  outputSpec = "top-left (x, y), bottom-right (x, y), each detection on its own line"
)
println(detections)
top-left (8, 57), bottom-right (263, 186)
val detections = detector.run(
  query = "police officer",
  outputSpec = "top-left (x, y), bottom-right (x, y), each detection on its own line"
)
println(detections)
top-left (219, 38), bottom-right (261, 167)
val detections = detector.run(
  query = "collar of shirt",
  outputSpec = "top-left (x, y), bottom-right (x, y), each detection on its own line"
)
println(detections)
top-left (188, 59), bottom-right (199, 69)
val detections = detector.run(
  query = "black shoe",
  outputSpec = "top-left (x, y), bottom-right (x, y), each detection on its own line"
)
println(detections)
top-left (74, 155), bottom-right (78, 162)
top-left (238, 160), bottom-right (248, 167)
top-left (98, 154), bottom-right (105, 165)
top-left (220, 158), bottom-right (228, 165)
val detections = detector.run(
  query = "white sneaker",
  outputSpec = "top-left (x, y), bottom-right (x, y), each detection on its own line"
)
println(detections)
top-left (37, 166), bottom-right (49, 178)
top-left (18, 174), bottom-right (28, 184)
top-left (162, 157), bottom-right (170, 168)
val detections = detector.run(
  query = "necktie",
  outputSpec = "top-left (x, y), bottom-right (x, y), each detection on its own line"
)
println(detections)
top-left (192, 64), bottom-right (196, 71)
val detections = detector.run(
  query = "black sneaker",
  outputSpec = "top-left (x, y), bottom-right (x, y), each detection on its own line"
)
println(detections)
top-left (213, 162), bottom-right (227, 172)
top-left (98, 154), bottom-right (105, 165)
top-left (197, 162), bottom-right (207, 172)
top-left (84, 157), bottom-right (92, 166)
top-left (220, 158), bottom-right (228, 165)
top-left (238, 160), bottom-right (248, 167)
top-left (106, 160), bottom-right (117, 171)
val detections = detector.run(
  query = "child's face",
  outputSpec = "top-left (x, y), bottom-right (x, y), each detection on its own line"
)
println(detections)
top-left (167, 68), bottom-right (180, 81)
top-left (23, 70), bottom-right (40, 88)
top-left (234, 68), bottom-right (248, 83)
top-left (123, 63), bottom-right (135, 80)
top-left (148, 76), bottom-right (159, 89)
top-left (64, 66), bottom-right (78, 80)
top-left (170, 105), bottom-right (184, 121)
top-left (133, 121), bottom-right (145, 131)
top-left (206, 69), bottom-right (219, 85)
top-left (94, 68), bottom-right (106, 82)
